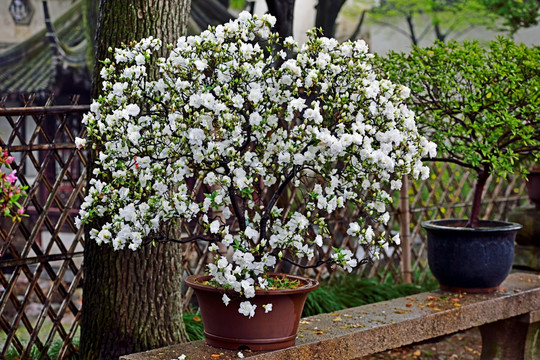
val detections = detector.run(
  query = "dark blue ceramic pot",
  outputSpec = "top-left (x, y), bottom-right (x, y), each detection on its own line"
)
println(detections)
top-left (422, 219), bottom-right (521, 293)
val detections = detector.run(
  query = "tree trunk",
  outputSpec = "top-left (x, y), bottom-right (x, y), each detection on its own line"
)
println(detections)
top-left (315, 0), bottom-right (347, 38)
top-left (80, 1), bottom-right (191, 358)
top-left (82, 0), bottom-right (99, 72)
top-left (91, 0), bottom-right (192, 96)
top-left (81, 242), bottom-right (187, 359)
top-left (467, 169), bottom-right (490, 228)
top-left (265, 0), bottom-right (296, 38)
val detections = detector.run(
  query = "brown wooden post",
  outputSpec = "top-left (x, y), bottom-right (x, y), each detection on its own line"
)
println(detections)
top-left (399, 175), bottom-right (412, 283)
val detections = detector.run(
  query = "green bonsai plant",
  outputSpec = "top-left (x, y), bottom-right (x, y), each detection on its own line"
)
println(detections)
top-left (377, 38), bottom-right (540, 227)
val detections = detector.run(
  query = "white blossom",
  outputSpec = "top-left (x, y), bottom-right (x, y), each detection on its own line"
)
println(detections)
top-left (79, 12), bottom-right (434, 319)
top-left (238, 301), bottom-right (257, 318)
top-left (222, 294), bottom-right (231, 306)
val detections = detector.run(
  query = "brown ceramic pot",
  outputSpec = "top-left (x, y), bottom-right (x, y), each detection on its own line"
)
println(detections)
top-left (526, 170), bottom-right (540, 209)
top-left (185, 273), bottom-right (318, 351)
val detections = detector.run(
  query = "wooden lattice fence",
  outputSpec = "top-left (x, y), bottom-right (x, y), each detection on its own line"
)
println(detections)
top-left (0, 95), bottom-right (531, 358)
top-left (0, 95), bottom-right (88, 359)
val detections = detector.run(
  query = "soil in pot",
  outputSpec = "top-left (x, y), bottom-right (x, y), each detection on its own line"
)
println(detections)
top-left (422, 219), bottom-right (521, 293)
top-left (185, 273), bottom-right (318, 351)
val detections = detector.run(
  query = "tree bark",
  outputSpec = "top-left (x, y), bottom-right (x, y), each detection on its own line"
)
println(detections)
top-left (266, 0), bottom-right (296, 38)
top-left (81, 1), bottom-right (191, 358)
top-left (82, 0), bottom-right (99, 72)
top-left (467, 168), bottom-right (490, 228)
top-left (81, 242), bottom-right (187, 359)
top-left (91, 0), bottom-right (192, 97)
top-left (315, 0), bottom-right (347, 38)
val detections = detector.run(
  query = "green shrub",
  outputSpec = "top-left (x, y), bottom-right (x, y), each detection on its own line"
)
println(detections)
top-left (376, 38), bottom-right (540, 226)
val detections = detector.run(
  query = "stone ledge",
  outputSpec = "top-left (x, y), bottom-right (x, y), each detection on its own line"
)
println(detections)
top-left (121, 272), bottom-right (540, 360)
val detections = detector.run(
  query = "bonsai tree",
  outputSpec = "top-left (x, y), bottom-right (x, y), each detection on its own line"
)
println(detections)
top-left (76, 12), bottom-right (434, 315)
top-left (377, 38), bottom-right (540, 227)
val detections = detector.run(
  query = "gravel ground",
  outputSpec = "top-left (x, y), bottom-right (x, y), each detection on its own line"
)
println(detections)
top-left (359, 328), bottom-right (482, 360)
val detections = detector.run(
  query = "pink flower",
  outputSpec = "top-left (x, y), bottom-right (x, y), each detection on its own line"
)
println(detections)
top-left (5, 156), bottom-right (14, 164)
top-left (17, 208), bottom-right (25, 215)
top-left (5, 170), bottom-right (17, 184)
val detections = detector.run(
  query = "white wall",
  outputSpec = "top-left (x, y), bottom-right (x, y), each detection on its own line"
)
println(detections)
top-left (0, 0), bottom-right (73, 49)
top-left (252, 0), bottom-right (539, 53)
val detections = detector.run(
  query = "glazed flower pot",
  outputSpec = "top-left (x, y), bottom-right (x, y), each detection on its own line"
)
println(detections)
top-left (526, 170), bottom-right (540, 209)
top-left (422, 219), bottom-right (521, 293)
top-left (185, 273), bottom-right (318, 351)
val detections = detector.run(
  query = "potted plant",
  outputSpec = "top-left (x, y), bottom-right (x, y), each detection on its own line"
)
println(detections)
top-left (76, 12), bottom-right (434, 350)
top-left (378, 38), bottom-right (540, 292)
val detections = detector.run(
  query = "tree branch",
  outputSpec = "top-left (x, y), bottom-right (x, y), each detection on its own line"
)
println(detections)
top-left (424, 157), bottom-right (481, 172)
top-left (144, 233), bottom-right (220, 245)
top-left (259, 165), bottom-right (299, 242)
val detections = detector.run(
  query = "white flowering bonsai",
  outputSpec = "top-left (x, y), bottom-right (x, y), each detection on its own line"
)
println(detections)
top-left (77, 12), bottom-right (434, 317)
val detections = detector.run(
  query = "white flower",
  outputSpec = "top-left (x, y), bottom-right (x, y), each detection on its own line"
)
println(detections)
top-left (222, 294), bottom-right (231, 306)
top-left (238, 11), bottom-right (251, 22)
top-left (244, 226), bottom-right (259, 241)
top-left (249, 112), bottom-right (262, 126)
top-left (237, 352), bottom-right (245, 359)
top-left (392, 233), bottom-right (401, 245)
top-left (347, 222), bottom-right (360, 236)
top-left (188, 128), bottom-right (205, 146)
top-left (135, 53), bottom-right (146, 65)
top-left (125, 103), bottom-right (140, 117)
top-left (314, 235), bottom-right (323, 247)
top-left (222, 234), bottom-right (234, 246)
top-left (232, 94), bottom-right (244, 108)
top-left (263, 303), bottom-right (273, 313)
top-left (390, 179), bottom-right (402, 190)
top-left (194, 59), bottom-right (207, 71)
top-left (75, 137), bottom-right (86, 149)
top-left (365, 226), bottom-right (375, 242)
top-left (210, 220), bottom-right (220, 234)
top-left (248, 87), bottom-right (263, 104)
top-left (238, 301), bottom-right (257, 318)
top-left (290, 98), bottom-right (306, 111)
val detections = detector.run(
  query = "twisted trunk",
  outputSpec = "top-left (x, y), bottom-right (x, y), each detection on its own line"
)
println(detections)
top-left (467, 169), bottom-right (490, 228)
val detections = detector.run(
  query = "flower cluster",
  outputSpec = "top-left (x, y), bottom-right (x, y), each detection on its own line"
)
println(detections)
top-left (1, 148), bottom-right (27, 221)
top-left (77, 12), bottom-right (434, 317)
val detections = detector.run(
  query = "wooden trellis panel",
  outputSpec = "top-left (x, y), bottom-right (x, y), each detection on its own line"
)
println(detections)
top-left (0, 94), bottom-right (88, 359)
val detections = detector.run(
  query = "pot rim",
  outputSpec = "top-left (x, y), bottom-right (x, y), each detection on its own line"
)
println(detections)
top-left (185, 273), bottom-right (319, 296)
top-left (421, 219), bottom-right (522, 232)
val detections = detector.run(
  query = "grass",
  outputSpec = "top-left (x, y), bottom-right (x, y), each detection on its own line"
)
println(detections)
top-left (183, 310), bottom-right (205, 341)
top-left (4, 338), bottom-right (79, 360)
